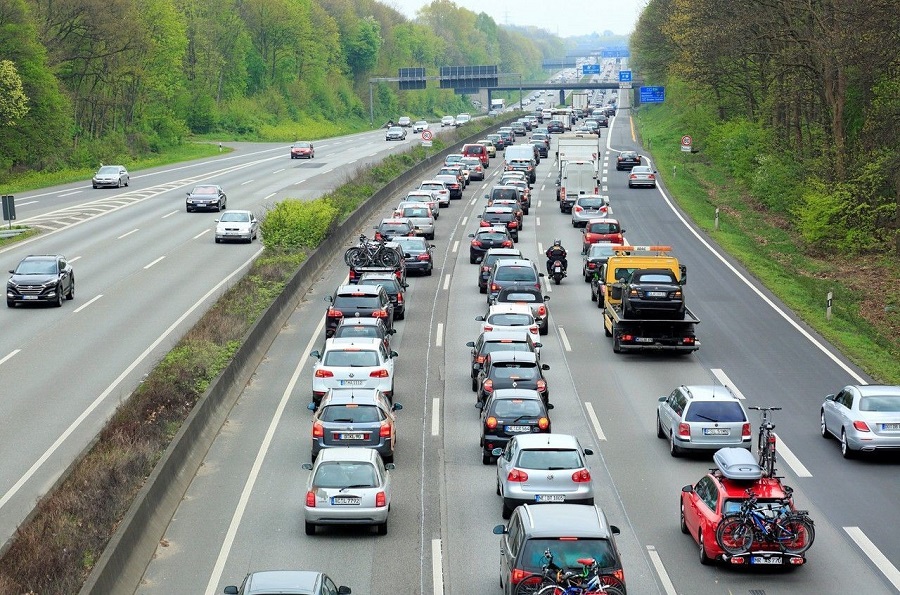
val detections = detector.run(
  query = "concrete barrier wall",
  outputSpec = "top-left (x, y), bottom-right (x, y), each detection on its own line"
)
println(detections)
top-left (81, 117), bottom-right (520, 595)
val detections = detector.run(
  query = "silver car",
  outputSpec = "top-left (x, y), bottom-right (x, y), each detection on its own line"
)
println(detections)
top-left (494, 433), bottom-right (595, 519)
top-left (396, 204), bottom-right (435, 240)
top-left (656, 385), bottom-right (751, 456)
top-left (302, 447), bottom-right (393, 535)
top-left (92, 165), bottom-right (129, 188)
top-left (571, 195), bottom-right (611, 228)
top-left (416, 181), bottom-right (450, 209)
top-left (821, 385), bottom-right (900, 458)
top-left (627, 165), bottom-right (657, 188)
top-left (308, 388), bottom-right (402, 462)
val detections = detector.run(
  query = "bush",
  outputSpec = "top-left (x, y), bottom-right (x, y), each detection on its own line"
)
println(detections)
top-left (260, 198), bottom-right (338, 249)
top-left (794, 180), bottom-right (852, 251)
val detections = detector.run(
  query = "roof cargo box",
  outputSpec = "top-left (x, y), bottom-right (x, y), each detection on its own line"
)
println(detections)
top-left (714, 448), bottom-right (762, 481)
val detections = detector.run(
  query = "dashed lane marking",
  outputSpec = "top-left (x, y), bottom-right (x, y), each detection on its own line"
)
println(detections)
top-left (646, 546), bottom-right (677, 595)
top-left (73, 295), bottom-right (103, 313)
top-left (117, 229), bottom-right (139, 239)
top-left (558, 327), bottom-right (572, 351)
top-left (435, 323), bottom-right (444, 347)
top-left (584, 402), bottom-right (607, 441)
top-left (443, 274), bottom-right (451, 290)
top-left (431, 399), bottom-right (441, 437)
top-left (144, 256), bottom-right (165, 269)
top-left (452, 240), bottom-right (459, 253)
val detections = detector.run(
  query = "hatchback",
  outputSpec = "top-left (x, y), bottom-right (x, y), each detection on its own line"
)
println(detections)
top-left (92, 164), bottom-right (130, 188)
top-left (571, 195), bottom-right (611, 228)
top-left (433, 174), bottom-right (462, 199)
top-left (290, 141), bottom-right (314, 159)
top-left (657, 385), bottom-right (751, 456)
top-left (490, 285), bottom-right (549, 335)
top-left (477, 350), bottom-right (550, 405)
top-left (628, 165), bottom-right (657, 188)
top-left (324, 284), bottom-right (394, 337)
top-left (302, 447), bottom-right (393, 535)
top-left (469, 228), bottom-right (514, 264)
top-left (478, 207), bottom-right (520, 242)
top-left (395, 205), bottom-right (435, 240)
top-left (476, 303), bottom-right (540, 345)
top-left (584, 243), bottom-right (617, 285)
top-left (374, 218), bottom-right (414, 242)
top-left (401, 194), bottom-right (440, 218)
top-left (480, 389), bottom-right (552, 465)
top-left (416, 181), bottom-right (450, 208)
top-left (477, 248), bottom-right (523, 293)
top-left (581, 219), bottom-right (625, 254)
top-left (460, 157), bottom-right (485, 180)
top-left (331, 317), bottom-right (394, 351)
top-left (391, 236), bottom-right (434, 276)
top-left (308, 388), bottom-right (402, 462)
top-left (223, 570), bottom-right (350, 595)
top-left (487, 259), bottom-right (542, 303)
top-left (466, 331), bottom-right (542, 391)
top-left (186, 184), bottom-right (226, 212)
top-left (357, 272), bottom-right (408, 320)
top-left (310, 338), bottom-right (397, 404)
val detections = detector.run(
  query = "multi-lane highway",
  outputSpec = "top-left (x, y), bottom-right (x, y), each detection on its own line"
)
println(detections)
top-left (132, 103), bottom-right (899, 594)
top-left (0, 128), bottom-right (447, 552)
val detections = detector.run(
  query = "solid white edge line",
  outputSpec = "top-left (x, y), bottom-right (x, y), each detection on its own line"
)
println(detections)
top-left (73, 295), bottom-right (103, 313)
top-left (432, 538), bottom-right (444, 595)
top-left (58, 191), bottom-right (81, 197)
top-left (772, 433), bottom-right (812, 477)
top-left (646, 546), bottom-right (677, 595)
top-left (584, 402), bottom-right (607, 441)
top-left (709, 368), bottom-right (746, 400)
top-left (435, 323), bottom-right (444, 347)
top-left (843, 526), bottom-right (900, 591)
top-left (0, 350), bottom-right (21, 366)
top-left (443, 274), bottom-right (451, 291)
top-left (240, 179), bottom-right (254, 185)
top-left (117, 228), bottom-right (139, 239)
top-left (264, 193), bottom-right (276, 200)
top-left (558, 327), bottom-right (572, 352)
top-left (431, 399), bottom-right (440, 437)
top-left (144, 256), bottom-right (165, 269)
top-left (204, 313), bottom-right (326, 595)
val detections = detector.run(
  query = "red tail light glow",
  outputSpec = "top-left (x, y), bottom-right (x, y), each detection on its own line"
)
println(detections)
top-left (853, 420), bottom-right (871, 432)
top-left (379, 422), bottom-right (391, 438)
top-left (475, 355), bottom-right (485, 364)
top-left (312, 422), bottom-right (324, 438)
top-left (306, 491), bottom-right (316, 507)
top-left (536, 379), bottom-right (546, 392)
top-left (375, 491), bottom-right (387, 507)
top-left (486, 416), bottom-right (498, 429)
top-left (483, 325), bottom-right (494, 332)
top-left (315, 369), bottom-right (334, 378)
top-left (502, 240), bottom-right (513, 248)
top-left (538, 305), bottom-right (546, 316)
top-left (483, 379), bottom-right (494, 393)
top-left (677, 422), bottom-right (691, 439)
top-left (370, 368), bottom-right (390, 378)
top-left (471, 240), bottom-right (482, 247)
top-left (507, 469), bottom-right (528, 482)
top-left (572, 469), bottom-right (591, 482)
top-left (742, 423), bottom-right (751, 437)
top-left (372, 309), bottom-right (389, 318)
top-left (529, 326), bottom-right (538, 335)
top-left (538, 417), bottom-right (550, 430)
top-left (417, 253), bottom-right (431, 261)
top-left (327, 309), bottom-right (343, 318)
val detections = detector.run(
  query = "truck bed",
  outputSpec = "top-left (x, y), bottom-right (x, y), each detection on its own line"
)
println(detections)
top-left (603, 304), bottom-right (700, 353)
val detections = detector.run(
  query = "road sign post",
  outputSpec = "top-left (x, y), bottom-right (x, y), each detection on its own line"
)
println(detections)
top-left (421, 129), bottom-right (433, 147)
top-left (681, 135), bottom-right (693, 153)
top-left (1, 195), bottom-right (15, 229)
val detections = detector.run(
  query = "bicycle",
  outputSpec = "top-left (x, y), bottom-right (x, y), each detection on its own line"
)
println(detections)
top-left (516, 550), bottom-right (625, 595)
top-left (343, 234), bottom-right (400, 268)
top-left (715, 489), bottom-right (815, 555)
top-left (749, 405), bottom-right (781, 477)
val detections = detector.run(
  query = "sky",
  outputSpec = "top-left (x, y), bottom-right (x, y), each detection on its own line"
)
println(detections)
top-left (385, 0), bottom-right (643, 38)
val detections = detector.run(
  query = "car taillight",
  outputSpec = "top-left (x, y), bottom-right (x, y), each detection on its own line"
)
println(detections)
top-left (315, 369), bottom-right (334, 378)
top-left (536, 379), bottom-right (546, 392)
top-left (613, 569), bottom-right (625, 584)
top-left (306, 491), bottom-right (316, 507)
top-left (396, 292), bottom-right (403, 303)
top-left (483, 325), bottom-right (494, 332)
top-left (508, 220), bottom-right (518, 228)
top-left (852, 420), bottom-right (871, 432)
top-left (588, 263), bottom-right (597, 269)
top-left (677, 422), bottom-right (690, 439)
top-left (375, 491), bottom-right (387, 507)
top-left (511, 569), bottom-right (530, 585)
top-left (417, 253), bottom-right (430, 261)
top-left (370, 368), bottom-right (390, 378)
top-left (486, 416), bottom-right (498, 429)
top-left (560, 186), bottom-right (566, 197)
top-left (648, 174), bottom-right (655, 180)
top-left (483, 379), bottom-right (494, 393)
top-left (572, 469), bottom-right (591, 482)
top-left (480, 220), bottom-right (490, 227)
top-left (490, 283), bottom-right (499, 292)
top-left (630, 174), bottom-right (637, 179)
top-left (471, 240), bottom-right (482, 247)
top-left (482, 266), bottom-right (490, 272)
top-left (529, 326), bottom-right (538, 335)
top-left (501, 240), bottom-right (513, 247)
top-left (476, 355), bottom-right (485, 364)
top-left (507, 469), bottom-right (529, 482)
top-left (742, 423), bottom-right (751, 437)
top-left (538, 305), bottom-right (546, 316)
top-left (574, 206), bottom-right (583, 213)
top-left (379, 422), bottom-right (391, 438)
top-left (538, 417), bottom-right (549, 430)
top-left (372, 309), bottom-right (389, 318)
top-left (327, 308), bottom-right (343, 318)
top-left (312, 422), bottom-right (324, 438)
top-left (375, 232), bottom-right (383, 240)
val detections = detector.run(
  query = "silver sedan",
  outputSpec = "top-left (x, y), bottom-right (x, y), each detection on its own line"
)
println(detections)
top-left (821, 385), bottom-right (900, 458)
top-left (627, 165), bottom-right (657, 188)
top-left (571, 195), bottom-right (611, 227)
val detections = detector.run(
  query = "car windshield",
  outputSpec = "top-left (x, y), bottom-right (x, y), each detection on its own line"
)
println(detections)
top-left (333, 326), bottom-right (381, 341)
top-left (501, 292), bottom-right (540, 303)
top-left (191, 186), bottom-right (218, 195)
top-left (379, 224), bottom-right (410, 234)
top-left (633, 272), bottom-right (675, 283)
top-left (15, 260), bottom-right (56, 274)
top-left (322, 350), bottom-right (380, 367)
top-left (579, 198), bottom-right (607, 208)
top-left (97, 166), bottom-right (119, 174)
top-left (520, 539), bottom-right (617, 572)
top-left (482, 342), bottom-right (530, 357)
top-left (320, 404), bottom-right (384, 423)
top-left (313, 462), bottom-right (377, 489)
top-left (219, 212), bottom-right (250, 222)
top-left (859, 395), bottom-right (900, 412)
top-left (492, 399), bottom-right (543, 417)
top-left (495, 267), bottom-right (537, 282)
top-left (492, 364), bottom-right (537, 381)
top-left (293, 142), bottom-right (311, 148)
top-left (488, 313), bottom-right (532, 326)
top-left (587, 223), bottom-right (618, 233)
top-left (517, 448), bottom-right (582, 470)
top-left (491, 189), bottom-right (518, 201)
top-left (333, 295), bottom-right (381, 309)
top-left (684, 401), bottom-right (746, 423)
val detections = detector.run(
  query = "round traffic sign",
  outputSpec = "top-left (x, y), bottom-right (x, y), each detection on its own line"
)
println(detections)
top-left (681, 135), bottom-right (693, 146)
top-left (421, 130), bottom-right (434, 141)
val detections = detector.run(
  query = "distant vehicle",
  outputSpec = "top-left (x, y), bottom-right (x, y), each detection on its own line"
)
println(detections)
top-left (92, 165), bottom-right (129, 188)
top-left (412, 120), bottom-right (429, 133)
top-left (215, 210), bottom-right (259, 243)
top-left (397, 116), bottom-right (412, 127)
top-left (628, 165), bottom-right (658, 188)
top-left (616, 151), bottom-right (641, 170)
top-left (385, 126), bottom-right (406, 141)
top-left (455, 113), bottom-right (471, 126)
top-left (441, 115), bottom-right (456, 127)
top-left (7, 254), bottom-right (74, 308)
top-left (186, 184), bottom-right (227, 212)
top-left (821, 384), bottom-right (900, 457)
top-left (290, 141), bottom-right (314, 159)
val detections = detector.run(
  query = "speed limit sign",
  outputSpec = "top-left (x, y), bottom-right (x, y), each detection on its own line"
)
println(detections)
top-left (421, 130), bottom-right (434, 141)
top-left (681, 135), bottom-right (692, 146)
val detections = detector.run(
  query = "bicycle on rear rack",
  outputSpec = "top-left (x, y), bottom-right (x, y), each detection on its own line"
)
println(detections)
top-left (749, 405), bottom-right (781, 477)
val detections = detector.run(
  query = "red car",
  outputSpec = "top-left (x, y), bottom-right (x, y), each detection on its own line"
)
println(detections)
top-left (680, 448), bottom-right (810, 567)
top-left (290, 141), bottom-right (314, 159)
top-left (581, 218), bottom-right (624, 254)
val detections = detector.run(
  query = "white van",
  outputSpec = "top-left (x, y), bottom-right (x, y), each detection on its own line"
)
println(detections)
top-left (558, 160), bottom-right (598, 213)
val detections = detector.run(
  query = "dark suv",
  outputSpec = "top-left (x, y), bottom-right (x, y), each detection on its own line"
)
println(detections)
top-left (479, 389), bottom-right (552, 465)
top-left (476, 351), bottom-right (550, 405)
top-left (466, 330), bottom-right (542, 391)
top-left (493, 504), bottom-right (625, 595)
top-left (7, 254), bottom-right (75, 308)
top-left (357, 272), bottom-right (408, 320)
top-left (487, 259), bottom-right (542, 304)
top-left (478, 248), bottom-right (522, 294)
top-left (325, 284), bottom-right (394, 337)
top-left (478, 207), bottom-right (520, 242)
top-left (620, 268), bottom-right (686, 319)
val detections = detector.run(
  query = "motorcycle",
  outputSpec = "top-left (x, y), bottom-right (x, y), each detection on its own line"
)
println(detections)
top-left (550, 260), bottom-right (566, 285)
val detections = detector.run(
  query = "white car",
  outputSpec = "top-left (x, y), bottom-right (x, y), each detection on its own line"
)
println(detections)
top-left (310, 338), bottom-right (397, 404)
top-left (416, 181), bottom-right (450, 208)
top-left (475, 303), bottom-right (540, 345)
top-left (215, 210), bottom-right (258, 243)
top-left (402, 191), bottom-right (441, 215)
top-left (455, 113), bottom-right (471, 126)
top-left (397, 116), bottom-right (412, 127)
top-left (412, 120), bottom-right (429, 133)
top-left (441, 115), bottom-right (456, 127)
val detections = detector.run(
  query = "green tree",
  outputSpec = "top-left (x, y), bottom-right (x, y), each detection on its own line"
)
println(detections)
top-left (0, 59), bottom-right (28, 125)
top-left (345, 16), bottom-right (382, 76)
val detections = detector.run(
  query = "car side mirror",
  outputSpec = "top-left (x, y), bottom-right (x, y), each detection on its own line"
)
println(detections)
top-left (825, 393), bottom-right (836, 402)
top-left (468, 234), bottom-right (475, 238)
top-left (390, 350), bottom-right (399, 358)
top-left (325, 295), bottom-right (333, 303)
top-left (475, 315), bottom-right (485, 322)
top-left (404, 253), bottom-right (412, 258)
top-left (538, 273), bottom-right (545, 277)
top-left (475, 401), bottom-right (483, 410)
top-left (491, 447), bottom-right (503, 456)
top-left (493, 524), bottom-right (508, 535)
top-left (186, 192), bottom-right (191, 196)
top-left (307, 402), bottom-right (317, 411)
top-left (402, 283), bottom-right (409, 289)
top-left (543, 295), bottom-right (550, 301)
top-left (385, 463), bottom-right (395, 470)
top-left (386, 328), bottom-right (396, 335)
top-left (338, 587), bottom-right (351, 595)
top-left (541, 364), bottom-right (550, 371)
top-left (583, 448), bottom-right (594, 456)
top-left (392, 403), bottom-right (403, 411)
top-left (476, 215), bottom-right (482, 219)
top-left (682, 485), bottom-right (693, 494)
top-left (679, 264), bottom-right (687, 285)
top-left (224, 587), bottom-right (239, 595)
top-left (610, 525), bottom-right (621, 535)
top-left (214, 219), bottom-right (220, 223)
top-left (658, 396), bottom-right (667, 402)
top-left (302, 463), bottom-right (313, 470)
top-left (621, 228), bottom-right (626, 233)
top-left (465, 341), bottom-right (475, 347)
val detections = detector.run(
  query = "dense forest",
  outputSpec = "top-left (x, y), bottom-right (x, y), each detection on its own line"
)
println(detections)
top-left (0, 0), bottom-right (566, 174)
top-left (631, 0), bottom-right (900, 255)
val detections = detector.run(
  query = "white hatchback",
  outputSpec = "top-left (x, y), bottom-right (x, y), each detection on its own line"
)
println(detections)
top-left (476, 303), bottom-right (540, 345)
top-left (310, 338), bottom-right (397, 404)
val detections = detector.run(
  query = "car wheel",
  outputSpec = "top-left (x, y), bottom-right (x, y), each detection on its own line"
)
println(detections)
top-left (117, 179), bottom-right (122, 188)
top-left (470, 255), bottom-right (477, 264)
top-left (680, 500), bottom-right (689, 534)
top-left (186, 207), bottom-right (192, 212)
top-left (669, 432), bottom-right (681, 457)
top-left (92, 184), bottom-right (98, 189)
top-left (425, 266), bottom-right (433, 276)
top-left (539, 322), bottom-right (548, 336)
top-left (699, 530), bottom-right (712, 565)
top-left (427, 233), bottom-right (435, 241)
top-left (501, 499), bottom-right (514, 520)
top-left (55, 286), bottom-right (64, 307)
top-left (7, 301), bottom-right (14, 308)
top-left (471, 376), bottom-right (478, 392)
top-left (215, 237), bottom-right (221, 243)
top-left (304, 522), bottom-right (316, 536)
top-left (496, 479), bottom-right (501, 496)
top-left (66, 278), bottom-right (75, 300)
top-left (840, 429), bottom-right (855, 459)
top-left (482, 453), bottom-right (492, 465)
top-left (375, 522), bottom-right (388, 536)
top-left (656, 414), bottom-right (666, 439)
top-left (383, 451), bottom-right (394, 464)
top-left (125, 178), bottom-right (129, 187)
top-left (479, 285), bottom-right (486, 294)
top-left (820, 410), bottom-right (830, 439)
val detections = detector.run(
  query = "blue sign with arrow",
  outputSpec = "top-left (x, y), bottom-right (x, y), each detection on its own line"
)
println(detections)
top-left (619, 70), bottom-right (632, 83)
top-left (582, 64), bottom-right (600, 75)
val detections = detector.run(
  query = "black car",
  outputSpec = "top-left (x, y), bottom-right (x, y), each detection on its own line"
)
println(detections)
top-left (487, 134), bottom-right (506, 150)
top-left (595, 114), bottom-right (609, 128)
top-left (390, 236), bottom-right (434, 276)
top-left (584, 243), bottom-right (617, 284)
top-left (479, 389), bottom-right (552, 465)
top-left (186, 184), bottom-right (227, 212)
top-left (478, 248), bottom-right (522, 293)
top-left (620, 267), bottom-right (686, 319)
top-left (615, 151), bottom-right (641, 171)
top-left (530, 140), bottom-right (548, 158)
top-left (357, 272), bottom-right (408, 320)
top-left (466, 330), bottom-right (542, 390)
top-left (547, 120), bottom-right (565, 134)
top-left (469, 228), bottom-right (514, 264)
top-left (478, 207), bottom-right (520, 241)
top-left (7, 254), bottom-right (75, 308)
top-left (476, 350), bottom-right (550, 405)
top-left (373, 218), bottom-right (414, 242)
top-left (324, 284), bottom-right (394, 337)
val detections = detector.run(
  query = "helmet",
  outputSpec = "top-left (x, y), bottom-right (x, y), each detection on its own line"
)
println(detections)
top-left (553, 238), bottom-right (562, 246)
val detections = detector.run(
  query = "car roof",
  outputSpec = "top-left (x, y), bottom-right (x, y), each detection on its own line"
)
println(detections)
top-left (488, 350), bottom-right (538, 363)
top-left (322, 388), bottom-right (383, 406)
top-left (517, 503), bottom-right (611, 539)
top-left (494, 259), bottom-right (534, 268)
top-left (335, 284), bottom-right (382, 296)
top-left (315, 446), bottom-right (379, 463)
top-left (484, 248), bottom-right (523, 258)
top-left (358, 272), bottom-right (399, 282)
top-left (513, 433), bottom-right (580, 450)
top-left (490, 388), bottom-right (544, 401)
top-left (480, 330), bottom-right (533, 342)
top-left (20, 254), bottom-right (62, 261)
top-left (243, 570), bottom-right (321, 594)
top-left (335, 317), bottom-right (385, 329)
top-left (487, 303), bottom-right (532, 315)
top-left (380, 218), bottom-right (412, 225)
top-left (678, 385), bottom-right (740, 403)
top-left (484, 207), bottom-right (514, 214)
top-left (850, 384), bottom-right (900, 398)
top-left (324, 337), bottom-right (383, 350)
top-left (715, 475), bottom-right (791, 500)
top-left (587, 218), bottom-right (619, 224)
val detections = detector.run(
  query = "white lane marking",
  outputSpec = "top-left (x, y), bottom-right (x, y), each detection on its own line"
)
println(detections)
top-left (348, 159), bottom-right (357, 164)
top-left (844, 527), bottom-right (900, 591)
top-left (264, 193), bottom-right (276, 200)
top-left (431, 399), bottom-right (441, 437)
top-left (272, 168), bottom-right (285, 174)
top-left (773, 433), bottom-right (812, 477)
top-left (710, 368), bottom-right (746, 399)
top-left (541, 184), bottom-right (546, 191)
top-left (535, 216), bottom-right (541, 226)
top-left (432, 538), bottom-right (444, 595)
top-left (646, 546), bottom-right (677, 595)
top-left (452, 240), bottom-right (459, 253)
top-left (17, 200), bottom-right (37, 206)
top-left (73, 294), bottom-right (103, 313)
top-left (537, 200), bottom-right (542, 208)
top-left (443, 274), bottom-right (451, 290)
top-left (58, 191), bottom-right (82, 197)
top-left (537, 242), bottom-right (544, 254)
top-left (547, 172), bottom-right (553, 179)
top-left (193, 229), bottom-right (210, 239)
top-left (294, 180), bottom-right (306, 185)
top-left (162, 210), bottom-right (179, 219)
top-left (68, 256), bottom-right (81, 263)
top-left (602, 185), bottom-right (608, 192)
top-left (322, 168), bottom-right (334, 174)
top-left (204, 313), bottom-right (325, 595)
top-left (144, 256), bottom-right (165, 269)
top-left (240, 179), bottom-right (254, 185)
top-left (435, 323), bottom-right (444, 347)
top-left (2, 249), bottom-right (263, 520)
top-left (558, 327), bottom-right (572, 352)
top-left (601, 176), bottom-right (607, 183)
top-left (117, 229), bottom-right (139, 239)
top-left (584, 402), bottom-right (607, 441)
top-left (544, 277), bottom-right (552, 293)
top-left (461, 216), bottom-right (468, 226)
top-left (470, 197), bottom-right (477, 206)
top-left (0, 350), bottom-right (21, 367)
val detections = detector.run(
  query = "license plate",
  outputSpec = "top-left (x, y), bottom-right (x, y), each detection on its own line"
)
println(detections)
top-left (331, 497), bottom-right (361, 505)
top-left (554, 267), bottom-right (562, 273)
top-left (340, 380), bottom-right (364, 386)
top-left (647, 291), bottom-right (667, 297)
top-left (751, 556), bottom-right (782, 565)
top-left (338, 433), bottom-right (366, 440)
top-left (882, 423), bottom-right (900, 431)
top-left (634, 337), bottom-right (654, 343)
top-left (505, 425), bottom-right (532, 433)
top-left (535, 495), bottom-right (565, 503)
top-left (23, 295), bottom-right (38, 300)
top-left (703, 428), bottom-right (730, 435)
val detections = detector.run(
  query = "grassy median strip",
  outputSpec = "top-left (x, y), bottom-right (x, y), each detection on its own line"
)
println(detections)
top-left (0, 119), bottom-right (497, 592)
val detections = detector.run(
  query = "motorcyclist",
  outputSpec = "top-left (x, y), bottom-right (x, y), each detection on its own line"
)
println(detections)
top-left (545, 238), bottom-right (568, 276)
top-left (386, 119), bottom-right (394, 128)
